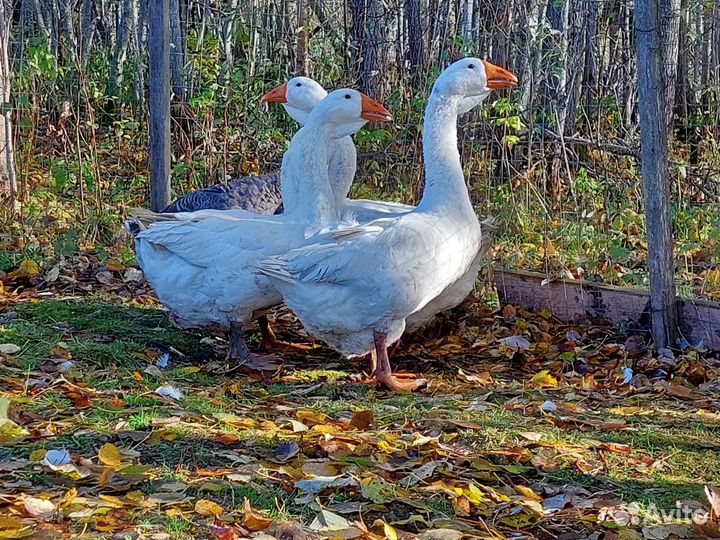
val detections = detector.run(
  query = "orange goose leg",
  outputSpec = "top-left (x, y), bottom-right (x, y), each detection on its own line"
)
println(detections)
top-left (258, 315), bottom-right (313, 354)
top-left (371, 331), bottom-right (427, 391)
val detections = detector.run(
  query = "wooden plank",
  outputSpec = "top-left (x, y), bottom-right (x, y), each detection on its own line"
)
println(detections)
top-left (494, 268), bottom-right (720, 351)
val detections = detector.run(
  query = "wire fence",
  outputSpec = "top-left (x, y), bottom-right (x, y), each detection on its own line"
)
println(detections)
top-left (2, 0), bottom-right (720, 299)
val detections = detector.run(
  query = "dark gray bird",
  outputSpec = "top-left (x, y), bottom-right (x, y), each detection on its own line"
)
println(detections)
top-left (162, 173), bottom-right (283, 214)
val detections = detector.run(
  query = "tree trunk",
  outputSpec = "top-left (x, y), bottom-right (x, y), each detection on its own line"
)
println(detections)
top-left (517, 0), bottom-right (544, 125)
top-left (0, 0), bottom-right (16, 211)
top-left (108, 0), bottom-right (132, 98)
top-left (404, 0), bottom-right (424, 88)
top-left (169, 0), bottom-right (186, 101)
top-left (149, 0), bottom-right (171, 211)
top-left (458, 0), bottom-right (473, 39)
top-left (80, 0), bottom-right (96, 64)
top-left (635, 0), bottom-right (678, 349)
top-left (220, 0), bottom-right (239, 92)
top-left (295, 0), bottom-right (309, 76)
top-left (129, 0), bottom-right (145, 110)
top-left (348, 0), bottom-right (389, 100)
top-left (658, 0), bottom-right (681, 129)
top-left (59, 0), bottom-right (79, 62)
top-left (714, 1), bottom-right (720, 138)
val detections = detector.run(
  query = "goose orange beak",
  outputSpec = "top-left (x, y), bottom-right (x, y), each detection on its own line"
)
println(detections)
top-left (360, 93), bottom-right (392, 122)
top-left (261, 82), bottom-right (288, 104)
top-left (483, 61), bottom-right (518, 89)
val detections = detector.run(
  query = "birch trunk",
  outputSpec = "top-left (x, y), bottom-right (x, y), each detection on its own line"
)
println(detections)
top-left (169, 0), bottom-right (186, 101)
top-left (658, 0), bottom-right (681, 128)
top-left (108, 0), bottom-right (132, 98)
top-left (0, 0), bottom-right (17, 211)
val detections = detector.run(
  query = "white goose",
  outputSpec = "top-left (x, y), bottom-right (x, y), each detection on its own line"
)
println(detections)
top-left (130, 89), bottom-right (392, 364)
top-left (258, 58), bottom-right (517, 390)
top-left (262, 78), bottom-right (414, 221)
top-left (265, 78), bottom-right (495, 335)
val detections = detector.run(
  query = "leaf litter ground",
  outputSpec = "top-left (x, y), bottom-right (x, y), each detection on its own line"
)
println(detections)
top-left (1, 272), bottom-right (720, 540)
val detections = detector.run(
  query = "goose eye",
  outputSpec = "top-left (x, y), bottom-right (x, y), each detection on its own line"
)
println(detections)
top-left (344, 94), bottom-right (351, 99)
top-left (295, 82), bottom-right (302, 87)
top-left (468, 63), bottom-right (475, 69)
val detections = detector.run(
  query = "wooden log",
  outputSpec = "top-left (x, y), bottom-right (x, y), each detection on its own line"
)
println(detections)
top-left (494, 268), bottom-right (720, 351)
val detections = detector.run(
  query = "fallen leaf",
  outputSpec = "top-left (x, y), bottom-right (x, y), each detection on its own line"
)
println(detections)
top-left (383, 522), bottom-right (399, 540)
top-left (529, 370), bottom-right (558, 388)
top-left (295, 475), bottom-right (358, 494)
top-left (417, 529), bottom-right (464, 540)
top-left (0, 344), bottom-right (21, 355)
top-left (96, 270), bottom-right (113, 284)
top-left (0, 397), bottom-right (28, 444)
top-left (155, 385), bottom-right (183, 400)
top-left (23, 497), bottom-right (56, 519)
top-left (706, 485), bottom-right (720, 520)
top-left (499, 335), bottom-right (531, 350)
top-left (209, 517), bottom-right (240, 540)
top-left (399, 460), bottom-right (441, 488)
top-left (242, 498), bottom-right (272, 531)
top-left (124, 268), bottom-right (144, 282)
top-left (7, 259), bottom-right (41, 280)
top-left (195, 499), bottom-right (224, 517)
top-left (309, 509), bottom-right (351, 531)
top-left (98, 443), bottom-right (123, 469)
top-left (349, 410), bottom-right (374, 430)
top-left (274, 441), bottom-right (300, 462)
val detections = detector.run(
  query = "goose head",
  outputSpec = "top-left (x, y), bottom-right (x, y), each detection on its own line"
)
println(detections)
top-left (261, 77), bottom-right (327, 125)
top-left (433, 57), bottom-right (517, 112)
top-left (306, 88), bottom-right (392, 139)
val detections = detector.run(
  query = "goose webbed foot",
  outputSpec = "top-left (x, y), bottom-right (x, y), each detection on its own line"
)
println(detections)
top-left (257, 315), bottom-right (314, 354)
top-left (370, 331), bottom-right (427, 392)
top-left (225, 322), bottom-right (280, 372)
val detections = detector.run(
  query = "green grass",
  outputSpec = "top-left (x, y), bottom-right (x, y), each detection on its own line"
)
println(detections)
top-left (2, 295), bottom-right (719, 539)
top-left (0, 299), bottom-right (202, 371)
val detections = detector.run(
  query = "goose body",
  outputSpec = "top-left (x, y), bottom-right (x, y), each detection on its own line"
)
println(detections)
top-left (163, 173), bottom-right (283, 214)
top-left (259, 58), bottom-right (517, 389)
top-left (131, 90), bottom-right (392, 361)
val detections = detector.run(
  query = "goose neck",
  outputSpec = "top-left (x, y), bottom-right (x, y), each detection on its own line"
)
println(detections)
top-left (280, 124), bottom-right (337, 224)
top-left (418, 93), bottom-right (473, 213)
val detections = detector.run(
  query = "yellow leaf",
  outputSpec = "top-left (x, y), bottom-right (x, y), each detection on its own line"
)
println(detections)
top-left (515, 485), bottom-right (543, 502)
top-left (58, 487), bottom-right (78, 509)
top-left (296, 409), bottom-right (329, 425)
top-left (194, 499), bottom-right (224, 517)
top-left (383, 522), bottom-right (398, 540)
top-left (0, 517), bottom-right (23, 531)
top-left (179, 366), bottom-right (200, 374)
top-left (529, 370), bottom-right (558, 388)
top-left (243, 498), bottom-right (272, 531)
top-left (105, 259), bottom-right (125, 272)
top-left (0, 418), bottom-right (28, 444)
top-left (29, 449), bottom-right (46, 462)
top-left (7, 259), bottom-right (41, 280)
top-left (97, 494), bottom-right (128, 508)
top-left (98, 443), bottom-right (123, 468)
